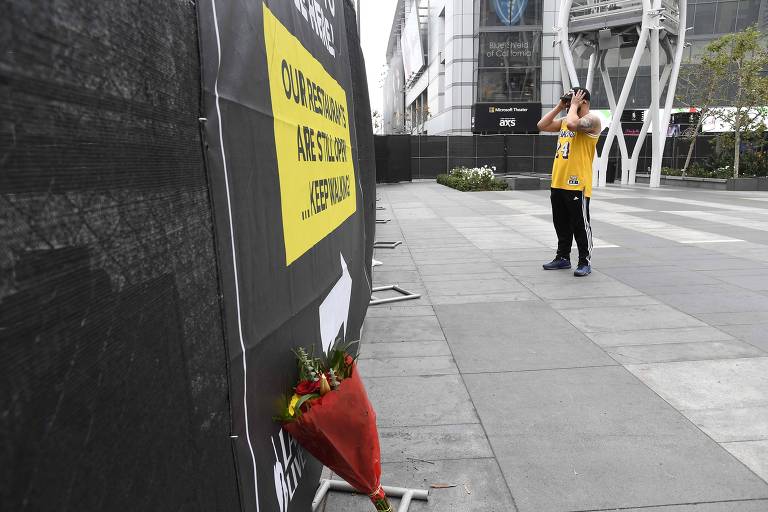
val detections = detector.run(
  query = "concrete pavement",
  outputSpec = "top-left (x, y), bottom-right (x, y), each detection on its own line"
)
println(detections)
top-left (324, 182), bottom-right (768, 512)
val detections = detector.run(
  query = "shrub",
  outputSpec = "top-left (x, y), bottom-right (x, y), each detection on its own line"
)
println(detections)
top-left (709, 132), bottom-right (768, 177)
top-left (436, 165), bottom-right (508, 191)
top-left (661, 165), bottom-right (733, 179)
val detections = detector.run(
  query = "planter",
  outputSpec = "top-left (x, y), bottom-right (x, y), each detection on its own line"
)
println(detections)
top-left (635, 174), bottom-right (727, 190)
top-left (504, 175), bottom-right (541, 190)
top-left (500, 174), bottom-right (551, 190)
top-left (726, 177), bottom-right (759, 191)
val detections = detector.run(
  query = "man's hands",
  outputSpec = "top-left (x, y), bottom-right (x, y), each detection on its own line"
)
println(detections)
top-left (539, 89), bottom-right (598, 133)
top-left (565, 89), bottom-right (599, 134)
top-left (569, 89), bottom-right (587, 109)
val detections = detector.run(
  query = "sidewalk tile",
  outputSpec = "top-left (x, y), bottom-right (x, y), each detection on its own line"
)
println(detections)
top-left (324, 458), bottom-right (516, 512)
top-left (363, 316), bottom-right (445, 343)
top-left (436, 301), bottom-right (615, 372)
top-left (605, 340), bottom-right (766, 364)
top-left (559, 304), bottom-right (706, 333)
top-left (626, 358), bottom-right (768, 410)
top-left (722, 441), bottom-right (768, 483)
top-left (586, 326), bottom-right (734, 347)
top-left (363, 374), bottom-right (478, 427)
top-left (465, 366), bottom-right (768, 512)
top-left (378, 424), bottom-right (493, 463)
top-left (357, 356), bottom-right (458, 378)
top-left (684, 406), bottom-right (768, 443)
top-left (360, 340), bottom-right (452, 359)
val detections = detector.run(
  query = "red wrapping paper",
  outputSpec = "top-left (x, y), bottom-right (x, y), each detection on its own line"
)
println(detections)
top-left (283, 361), bottom-right (384, 500)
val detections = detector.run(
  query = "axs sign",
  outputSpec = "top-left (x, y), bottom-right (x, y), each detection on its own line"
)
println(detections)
top-left (473, 102), bottom-right (541, 133)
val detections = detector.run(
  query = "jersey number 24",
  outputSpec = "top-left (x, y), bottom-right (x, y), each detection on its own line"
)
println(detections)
top-left (555, 141), bottom-right (570, 159)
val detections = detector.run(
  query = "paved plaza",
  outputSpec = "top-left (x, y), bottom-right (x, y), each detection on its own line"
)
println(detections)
top-left (325, 182), bottom-right (768, 512)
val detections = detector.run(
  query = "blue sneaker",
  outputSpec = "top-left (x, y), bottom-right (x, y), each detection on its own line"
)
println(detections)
top-left (574, 264), bottom-right (592, 277)
top-left (542, 257), bottom-right (572, 270)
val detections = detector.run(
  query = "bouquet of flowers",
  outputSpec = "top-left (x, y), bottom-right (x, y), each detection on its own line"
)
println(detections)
top-left (276, 342), bottom-right (391, 512)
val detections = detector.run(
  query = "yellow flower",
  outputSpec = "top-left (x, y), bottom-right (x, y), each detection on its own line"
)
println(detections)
top-left (319, 374), bottom-right (331, 396)
top-left (288, 393), bottom-right (300, 416)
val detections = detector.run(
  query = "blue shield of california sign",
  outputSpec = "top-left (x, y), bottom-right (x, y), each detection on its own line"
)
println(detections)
top-left (493, 0), bottom-right (528, 25)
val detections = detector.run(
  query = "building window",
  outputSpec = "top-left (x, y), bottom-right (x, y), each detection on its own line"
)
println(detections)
top-left (476, 30), bottom-right (541, 103)
top-left (477, 68), bottom-right (540, 102)
top-left (479, 0), bottom-right (541, 28)
top-left (693, 3), bottom-right (717, 34)
top-left (736, 0), bottom-right (761, 30)
top-left (715, 1), bottom-right (739, 33)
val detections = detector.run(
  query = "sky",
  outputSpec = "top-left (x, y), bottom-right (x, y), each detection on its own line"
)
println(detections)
top-left (359, 0), bottom-right (399, 116)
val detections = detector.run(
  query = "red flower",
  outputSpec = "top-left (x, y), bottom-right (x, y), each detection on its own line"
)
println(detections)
top-left (283, 361), bottom-right (391, 510)
top-left (295, 379), bottom-right (320, 395)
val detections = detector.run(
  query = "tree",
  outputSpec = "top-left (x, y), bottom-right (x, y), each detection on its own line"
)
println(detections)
top-left (407, 104), bottom-right (431, 135)
top-left (371, 110), bottom-right (382, 134)
top-left (392, 104), bottom-right (431, 135)
top-left (700, 26), bottom-right (768, 178)
top-left (677, 53), bottom-right (719, 176)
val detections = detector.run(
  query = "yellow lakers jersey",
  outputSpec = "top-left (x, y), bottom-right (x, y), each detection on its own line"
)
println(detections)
top-left (550, 119), bottom-right (599, 197)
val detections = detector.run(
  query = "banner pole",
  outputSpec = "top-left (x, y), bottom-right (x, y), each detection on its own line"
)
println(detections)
top-left (356, 0), bottom-right (361, 34)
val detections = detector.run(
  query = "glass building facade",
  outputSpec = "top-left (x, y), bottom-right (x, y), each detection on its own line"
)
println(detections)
top-left (382, 0), bottom-right (767, 134)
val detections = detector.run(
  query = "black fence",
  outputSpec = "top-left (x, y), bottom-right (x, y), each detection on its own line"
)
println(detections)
top-left (374, 133), bottom-right (718, 182)
top-left (3, 1), bottom-right (377, 511)
top-left (1, 1), bottom-right (239, 510)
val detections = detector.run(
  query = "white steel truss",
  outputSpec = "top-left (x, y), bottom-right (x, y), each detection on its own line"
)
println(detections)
top-left (555, 0), bottom-right (688, 187)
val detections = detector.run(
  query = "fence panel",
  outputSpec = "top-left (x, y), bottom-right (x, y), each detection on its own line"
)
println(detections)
top-left (1, 2), bottom-right (240, 510)
top-left (374, 133), bottom-right (720, 183)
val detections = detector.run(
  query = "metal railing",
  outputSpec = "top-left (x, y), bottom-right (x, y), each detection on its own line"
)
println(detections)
top-left (569, 0), bottom-right (679, 28)
top-left (570, 0), bottom-right (644, 23)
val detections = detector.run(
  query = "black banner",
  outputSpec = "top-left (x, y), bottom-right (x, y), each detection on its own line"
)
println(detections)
top-left (197, 1), bottom-right (374, 511)
top-left (1, 2), bottom-right (240, 510)
top-left (671, 111), bottom-right (700, 127)
top-left (473, 102), bottom-right (542, 133)
top-left (620, 109), bottom-right (645, 135)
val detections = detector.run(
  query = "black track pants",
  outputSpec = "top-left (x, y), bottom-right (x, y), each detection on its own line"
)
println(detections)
top-left (550, 188), bottom-right (592, 265)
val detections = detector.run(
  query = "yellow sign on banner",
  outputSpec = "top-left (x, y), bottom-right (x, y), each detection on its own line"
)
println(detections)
top-left (263, 5), bottom-right (357, 265)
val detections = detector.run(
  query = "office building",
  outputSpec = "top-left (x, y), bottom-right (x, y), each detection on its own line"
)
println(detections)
top-left (382, 0), bottom-right (766, 135)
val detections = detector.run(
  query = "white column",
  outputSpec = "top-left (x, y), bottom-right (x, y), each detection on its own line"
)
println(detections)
top-left (557, 0), bottom-right (579, 87)
top-left (595, 0), bottom-right (652, 188)
top-left (652, 0), bottom-right (688, 187)
top-left (649, 0), bottom-right (662, 187)
top-left (585, 52), bottom-right (596, 91)
top-left (598, 51), bottom-right (630, 184)
top-left (628, 63), bottom-right (673, 183)
top-left (559, 49), bottom-right (572, 91)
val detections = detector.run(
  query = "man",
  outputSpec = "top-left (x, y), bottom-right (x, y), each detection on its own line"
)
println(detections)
top-left (536, 88), bottom-right (601, 277)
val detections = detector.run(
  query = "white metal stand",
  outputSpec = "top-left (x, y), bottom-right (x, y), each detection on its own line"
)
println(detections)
top-left (374, 241), bottom-right (403, 249)
top-left (370, 285), bottom-right (421, 305)
top-left (556, 0), bottom-right (687, 188)
top-left (312, 479), bottom-right (429, 512)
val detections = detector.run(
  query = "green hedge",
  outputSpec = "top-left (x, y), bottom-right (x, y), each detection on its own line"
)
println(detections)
top-left (437, 166), bottom-right (508, 191)
top-left (661, 165), bottom-right (733, 179)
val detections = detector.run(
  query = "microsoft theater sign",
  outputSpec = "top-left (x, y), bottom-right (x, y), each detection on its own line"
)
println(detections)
top-left (472, 102), bottom-right (542, 133)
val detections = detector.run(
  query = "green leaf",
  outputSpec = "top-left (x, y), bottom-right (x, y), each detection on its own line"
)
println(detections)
top-left (294, 393), bottom-right (320, 415)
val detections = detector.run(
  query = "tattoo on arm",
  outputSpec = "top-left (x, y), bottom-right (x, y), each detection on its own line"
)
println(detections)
top-left (577, 116), bottom-right (593, 131)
